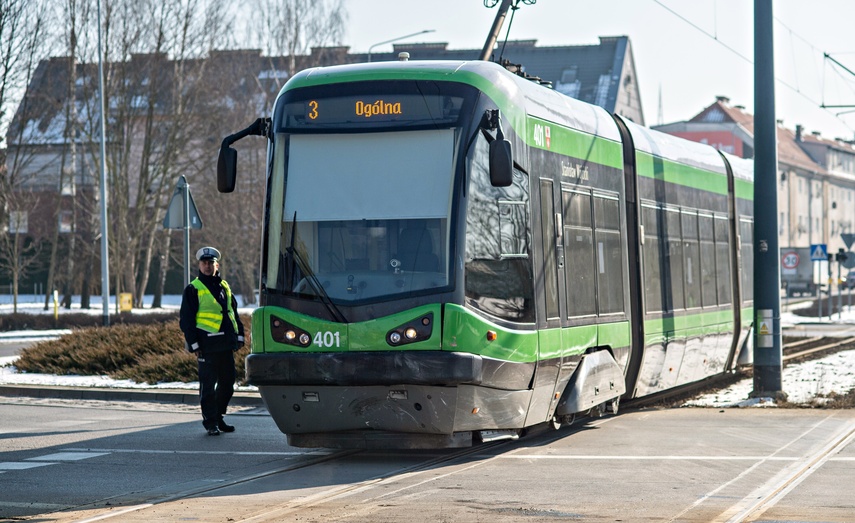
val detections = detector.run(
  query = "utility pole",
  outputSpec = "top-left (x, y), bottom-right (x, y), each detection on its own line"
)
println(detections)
top-left (96, 0), bottom-right (110, 327)
top-left (752, 0), bottom-right (783, 398)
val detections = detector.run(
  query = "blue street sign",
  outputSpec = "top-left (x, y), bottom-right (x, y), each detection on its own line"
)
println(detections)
top-left (810, 244), bottom-right (827, 261)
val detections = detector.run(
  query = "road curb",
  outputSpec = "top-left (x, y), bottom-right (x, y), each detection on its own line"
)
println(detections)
top-left (0, 384), bottom-right (264, 407)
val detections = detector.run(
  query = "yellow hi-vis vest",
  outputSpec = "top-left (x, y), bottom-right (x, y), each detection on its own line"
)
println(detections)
top-left (191, 278), bottom-right (238, 334)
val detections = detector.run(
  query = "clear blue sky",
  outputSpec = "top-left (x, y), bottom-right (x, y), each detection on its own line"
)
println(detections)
top-left (345, 0), bottom-right (855, 141)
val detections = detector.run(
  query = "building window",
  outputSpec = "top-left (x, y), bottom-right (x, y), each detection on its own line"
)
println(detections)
top-left (7, 211), bottom-right (28, 234)
top-left (58, 211), bottom-right (73, 233)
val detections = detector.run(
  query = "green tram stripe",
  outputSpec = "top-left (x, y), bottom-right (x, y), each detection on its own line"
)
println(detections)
top-left (636, 151), bottom-right (729, 195)
top-left (734, 177), bottom-right (754, 201)
top-left (643, 308), bottom-right (736, 344)
top-left (256, 303), bottom-right (631, 364)
top-left (526, 115), bottom-right (623, 169)
top-left (282, 67), bottom-right (623, 171)
top-left (444, 304), bottom-right (629, 363)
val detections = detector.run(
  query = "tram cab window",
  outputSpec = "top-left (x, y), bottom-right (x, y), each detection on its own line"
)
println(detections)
top-left (273, 129), bottom-right (454, 303)
top-left (465, 133), bottom-right (534, 323)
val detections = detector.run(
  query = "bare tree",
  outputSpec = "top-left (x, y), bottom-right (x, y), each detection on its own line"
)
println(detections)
top-left (252, 0), bottom-right (347, 87)
top-left (1, 0), bottom-right (53, 308)
top-left (191, 0), bottom-right (349, 304)
top-left (58, 0), bottom-right (230, 309)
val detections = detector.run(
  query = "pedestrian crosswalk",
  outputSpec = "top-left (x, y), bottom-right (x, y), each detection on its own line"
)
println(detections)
top-left (0, 450), bottom-right (108, 473)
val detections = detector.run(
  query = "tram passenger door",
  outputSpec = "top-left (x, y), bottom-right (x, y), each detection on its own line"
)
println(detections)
top-left (526, 178), bottom-right (567, 425)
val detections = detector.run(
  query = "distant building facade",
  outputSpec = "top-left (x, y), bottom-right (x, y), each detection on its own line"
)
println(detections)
top-left (3, 38), bottom-right (643, 293)
top-left (374, 36), bottom-right (645, 125)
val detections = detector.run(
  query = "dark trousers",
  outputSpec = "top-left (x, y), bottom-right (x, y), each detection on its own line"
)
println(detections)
top-left (198, 351), bottom-right (236, 429)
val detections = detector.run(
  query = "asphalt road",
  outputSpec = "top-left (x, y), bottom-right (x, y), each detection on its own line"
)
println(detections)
top-left (0, 340), bottom-right (32, 358)
top-left (2, 396), bottom-right (854, 522)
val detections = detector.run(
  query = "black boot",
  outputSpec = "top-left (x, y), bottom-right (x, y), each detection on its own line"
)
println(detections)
top-left (217, 419), bottom-right (235, 433)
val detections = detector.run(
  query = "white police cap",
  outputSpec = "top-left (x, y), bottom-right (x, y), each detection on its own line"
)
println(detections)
top-left (196, 246), bottom-right (221, 261)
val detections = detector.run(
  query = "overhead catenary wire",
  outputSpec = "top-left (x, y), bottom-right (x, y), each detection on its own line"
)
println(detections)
top-left (651, 0), bottom-right (855, 134)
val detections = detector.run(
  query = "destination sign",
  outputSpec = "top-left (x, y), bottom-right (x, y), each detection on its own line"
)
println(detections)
top-left (277, 86), bottom-right (470, 130)
top-left (305, 99), bottom-right (404, 121)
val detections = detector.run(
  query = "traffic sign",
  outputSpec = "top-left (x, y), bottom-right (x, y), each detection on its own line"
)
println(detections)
top-left (810, 244), bottom-right (827, 261)
top-left (843, 252), bottom-right (855, 270)
top-left (163, 176), bottom-right (203, 230)
top-left (781, 251), bottom-right (799, 270)
top-left (842, 233), bottom-right (855, 250)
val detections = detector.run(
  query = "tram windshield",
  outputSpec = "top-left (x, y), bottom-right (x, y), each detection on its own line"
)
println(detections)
top-left (267, 129), bottom-right (455, 303)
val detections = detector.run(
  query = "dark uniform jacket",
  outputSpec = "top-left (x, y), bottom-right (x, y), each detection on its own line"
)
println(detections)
top-left (179, 272), bottom-right (245, 353)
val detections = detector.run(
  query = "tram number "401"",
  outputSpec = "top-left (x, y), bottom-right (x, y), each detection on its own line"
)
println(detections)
top-left (533, 123), bottom-right (551, 149)
top-left (313, 331), bottom-right (341, 348)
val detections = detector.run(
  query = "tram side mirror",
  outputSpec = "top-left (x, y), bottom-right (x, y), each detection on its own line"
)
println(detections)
top-left (489, 138), bottom-right (513, 187)
top-left (217, 144), bottom-right (237, 193)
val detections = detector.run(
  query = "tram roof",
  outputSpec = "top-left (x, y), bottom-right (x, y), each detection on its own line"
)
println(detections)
top-left (283, 60), bottom-right (621, 143)
top-left (622, 118), bottom-right (730, 176)
top-left (721, 151), bottom-right (755, 184)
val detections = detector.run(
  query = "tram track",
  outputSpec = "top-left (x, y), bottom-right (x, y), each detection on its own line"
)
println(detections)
top-left (62, 440), bottom-right (515, 523)
top-left (232, 440), bottom-right (513, 523)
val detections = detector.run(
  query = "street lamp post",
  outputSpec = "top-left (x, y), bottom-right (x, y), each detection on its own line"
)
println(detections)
top-left (96, 0), bottom-right (110, 326)
top-left (367, 30), bottom-right (435, 62)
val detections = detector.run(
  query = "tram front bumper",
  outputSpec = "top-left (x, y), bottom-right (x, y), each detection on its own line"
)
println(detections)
top-left (245, 351), bottom-right (483, 387)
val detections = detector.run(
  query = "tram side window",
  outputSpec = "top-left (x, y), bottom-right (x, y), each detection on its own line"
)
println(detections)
top-left (594, 195), bottom-right (625, 315)
top-left (540, 180), bottom-right (560, 320)
top-left (740, 218), bottom-right (753, 302)
top-left (642, 205), bottom-right (663, 313)
top-left (563, 190), bottom-right (595, 317)
top-left (714, 216), bottom-right (732, 305)
top-left (682, 211), bottom-right (701, 309)
top-left (698, 214), bottom-right (717, 307)
top-left (464, 134), bottom-right (534, 323)
top-left (666, 208), bottom-right (684, 311)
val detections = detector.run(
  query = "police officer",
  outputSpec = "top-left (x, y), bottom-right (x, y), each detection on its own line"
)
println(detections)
top-left (179, 246), bottom-right (245, 436)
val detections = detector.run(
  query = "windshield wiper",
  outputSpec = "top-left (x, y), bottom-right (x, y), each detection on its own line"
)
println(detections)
top-left (285, 212), bottom-right (348, 323)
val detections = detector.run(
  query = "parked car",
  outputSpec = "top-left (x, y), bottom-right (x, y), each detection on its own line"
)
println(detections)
top-left (846, 272), bottom-right (855, 290)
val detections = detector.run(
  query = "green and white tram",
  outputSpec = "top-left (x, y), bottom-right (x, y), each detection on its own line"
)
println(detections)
top-left (218, 58), bottom-right (753, 448)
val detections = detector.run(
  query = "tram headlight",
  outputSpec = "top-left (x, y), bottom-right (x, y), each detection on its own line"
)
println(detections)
top-left (270, 315), bottom-right (312, 347)
top-left (386, 312), bottom-right (434, 347)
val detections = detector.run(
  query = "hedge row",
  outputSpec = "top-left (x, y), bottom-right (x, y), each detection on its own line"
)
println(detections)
top-left (1, 311), bottom-right (179, 331)
top-left (14, 320), bottom-right (250, 385)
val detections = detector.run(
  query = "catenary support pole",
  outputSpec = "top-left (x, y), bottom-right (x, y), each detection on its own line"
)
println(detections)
top-left (752, 0), bottom-right (783, 397)
top-left (97, 0), bottom-right (110, 327)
